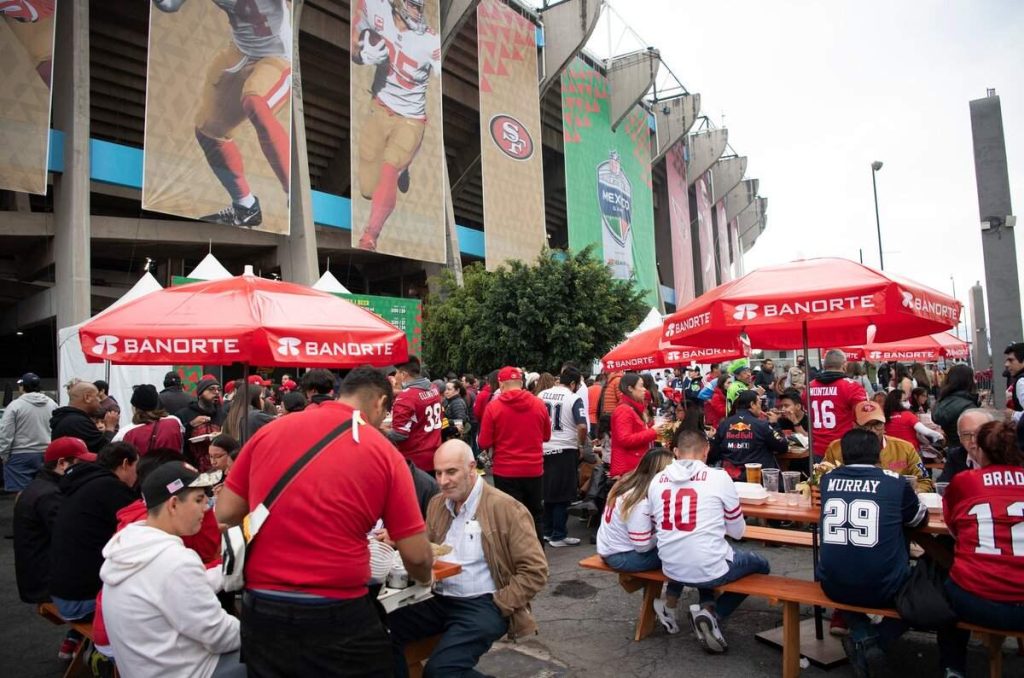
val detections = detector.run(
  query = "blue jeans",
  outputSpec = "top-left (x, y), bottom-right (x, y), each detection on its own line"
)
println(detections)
top-left (682, 549), bottom-right (770, 620)
top-left (543, 502), bottom-right (569, 541)
top-left (947, 579), bottom-right (1024, 632)
top-left (52, 596), bottom-right (96, 622)
top-left (4, 452), bottom-right (43, 492)
top-left (602, 550), bottom-right (683, 598)
top-left (389, 593), bottom-right (508, 678)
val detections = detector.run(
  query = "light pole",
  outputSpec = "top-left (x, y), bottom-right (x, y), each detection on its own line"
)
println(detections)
top-left (951, 275), bottom-right (961, 340)
top-left (871, 161), bottom-right (884, 270)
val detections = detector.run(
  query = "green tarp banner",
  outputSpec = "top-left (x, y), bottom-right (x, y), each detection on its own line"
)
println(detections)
top-left (561, 56), bottom-right (659, 307)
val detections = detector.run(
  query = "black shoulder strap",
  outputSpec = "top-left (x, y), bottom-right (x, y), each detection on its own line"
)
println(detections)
top-left (263, 418), bottom-right (353, 510)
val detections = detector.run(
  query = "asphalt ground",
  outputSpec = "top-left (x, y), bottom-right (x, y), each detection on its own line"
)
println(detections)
top-left (2, 492), bottom-right (1020, 677)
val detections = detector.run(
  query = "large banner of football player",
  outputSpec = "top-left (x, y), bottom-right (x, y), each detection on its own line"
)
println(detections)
top-left (561, 57), bottom-right (658, 307)
top-left (143, 0), bottom-right (293, 235)
top-left (476, 0), bottom-right (544, 271)
top-left (665, 142), bottom-right (695, 308)
top-left (695, 172), bottom-right (716, 292)
top-left (349, 0), bottom-right (445, 263)
top-left (716, 200), bottom-right (731, 283)
top-left (0, 0), bottom-right (57, 195)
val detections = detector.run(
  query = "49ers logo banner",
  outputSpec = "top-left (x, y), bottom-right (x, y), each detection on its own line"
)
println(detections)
top-left (350, 0), bottom-right (445, 263)
top-left (143, 0), bottom-right (293, 235)
top-left (0, 0), bottom-right (57, 195)
top-left (477, 0), bottom-right (545, 270)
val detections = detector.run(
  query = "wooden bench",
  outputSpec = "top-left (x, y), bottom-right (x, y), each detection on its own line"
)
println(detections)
top-left (742, 525), bottom-right (814, 548)
top-left (37, 602), bottom-right (108, 678)
top-left (404, 635), bottom-right (441, 678)
top-left (580, 556), bottom-right (1024, 677)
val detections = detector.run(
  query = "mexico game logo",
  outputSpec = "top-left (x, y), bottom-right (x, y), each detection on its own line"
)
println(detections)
top-left (489, 115), bottom-right (534, 160)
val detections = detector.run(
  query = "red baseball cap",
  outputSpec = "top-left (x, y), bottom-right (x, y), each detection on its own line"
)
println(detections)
top-left (498, 366), bottom-right (523, 382)
top-left (281, 379), bottom-right (298, 392)
top-left (248, 375), bottom-right (273, 387)
top-left (224, 380), bottom-right (237, 394)
top-left (44, 437), bottom-right (97, 464)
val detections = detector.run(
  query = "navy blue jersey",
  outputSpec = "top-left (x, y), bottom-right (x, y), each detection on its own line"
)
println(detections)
top-left (815, 464), bottom-right (927, 607)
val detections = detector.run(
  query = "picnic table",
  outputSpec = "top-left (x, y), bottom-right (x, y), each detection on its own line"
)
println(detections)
top-left (379, 560), bottom-right (462, 614)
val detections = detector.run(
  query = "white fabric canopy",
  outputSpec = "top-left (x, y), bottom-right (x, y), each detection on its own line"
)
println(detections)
top-left (627, 307), bottom-right (663, 337)
top-left (186, 253), bottom-right (232, 280)
top-left (312, 270), bottom-right (351, 294)
top-left (57, 272), bottom-right (171, 428)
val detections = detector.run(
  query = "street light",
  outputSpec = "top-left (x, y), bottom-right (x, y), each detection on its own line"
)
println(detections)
top-left (871, 161), bottom-right (884, 270)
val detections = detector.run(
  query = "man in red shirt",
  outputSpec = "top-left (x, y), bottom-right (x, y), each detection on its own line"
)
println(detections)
top-left (807, 349), bottom-right (866, 459)
top-left (386, 356), bottom-right (443, 472)
top-left (477, 366), bottom-right (551, 542)
top-left (216, 367), bottom-right (433, 677)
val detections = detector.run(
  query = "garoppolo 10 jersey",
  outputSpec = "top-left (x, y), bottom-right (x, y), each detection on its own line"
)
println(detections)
top-left (944, 465), bottom-right (1024, 602)
top-left (356, 0), bottom-right (440, 120)
top-left (213, 0), bottom-right (291, 59)
top-left (647, 458), bottom-right (745, 584)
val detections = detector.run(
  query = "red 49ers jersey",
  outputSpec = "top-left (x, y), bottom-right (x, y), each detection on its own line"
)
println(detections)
top-left (807, 375), bottom-right (866, 458)
top-left (944, 465), bottom-right (1024, 602)
top-left (390, 382), bottom-right (442, 471)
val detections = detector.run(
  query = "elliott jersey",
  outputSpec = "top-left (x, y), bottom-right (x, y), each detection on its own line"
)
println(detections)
top-left (540, 385), bottom-right (586, 453)
top-left (212, 0), bottom-right (291, 59)
top-left (944, 465), bottom-right (1024, 602)
top-left (390, 381), bottom-right (442, 471)
top-left (815, 465), bottom-right (926, 607)
top-left (356, 0), bottom-right (440, 120)
top-left (807, 375), bottom-right (867, 458)
top-left (647, 459), bottom-right (745, 583)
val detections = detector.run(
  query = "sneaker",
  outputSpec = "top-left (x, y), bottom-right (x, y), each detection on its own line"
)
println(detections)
top-left (202, 197), bottom-right (262, 228)
top-left (397, 168), bottom-right (411, 193)
top-left (829, 610), bottom-right (850, 636)
top-left (687, 604), bottom-right (701, 640)
top-left (652, 598), bottom-right (680, 634)
top-left (841, 634), bottom-right (887, 678)
top-left (58, 636), bottom-right (80, 661)
top-left (943, 670), bottom-right (966, 678)
top-left (548, 537), bottom-right (581, 547)
top-left (691, 608), bottom-right (728, 653)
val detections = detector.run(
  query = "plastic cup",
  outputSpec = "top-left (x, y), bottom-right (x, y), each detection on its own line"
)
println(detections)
top-left (786, 490), bottom-right (801, 507)
top-left (746, 463), bottom-right (762, 485)
top-left (782, 471), bottom-right (802, 493)
top-left (935, 482), bottom-right (949, 497)
top-left (762, 468), bottom-right (780, 492)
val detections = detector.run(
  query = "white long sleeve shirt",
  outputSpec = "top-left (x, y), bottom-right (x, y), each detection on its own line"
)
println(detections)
top-left (596, 490), bottom-right (656, 557)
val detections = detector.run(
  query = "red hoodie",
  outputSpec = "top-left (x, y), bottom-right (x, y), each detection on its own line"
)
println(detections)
top-left (472, 383), bottom-right (493, 422)
top-left (477, 388), bottom-right (551, 477)
top-left (610, 397), bottom-right (657, 477)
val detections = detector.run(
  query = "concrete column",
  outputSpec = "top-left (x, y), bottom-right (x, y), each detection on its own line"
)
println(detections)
top-left (723, 178), bottom-right (758, 222)
top-left (652, 92), bottom-right (700, 162)
top-left (52, 0), bottom-right (91, 328)
top-left (685, 128), bottom-right (727, 186)
top-left (277, 0), bottom-right (318, 285)
top-left (709, 156), bottom-right (747, 205)
top-left (968, 283), bottom-right (989, 373)
top-left (607, 49), bottom-right (659, 131)
top-left (969, 92), bottom-right (1020, 407)
top-left (441, 0), bottom-right (479, 56)
top-left (538, 0), bottom-right (601, 93)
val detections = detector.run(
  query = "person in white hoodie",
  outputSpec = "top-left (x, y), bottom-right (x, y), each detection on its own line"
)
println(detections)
top-left (0, 372), bottom-right (57, 491)
top-left (648, 427), bottom-right (770, 654)
top-left (101, 462), bottom-right (243, 678)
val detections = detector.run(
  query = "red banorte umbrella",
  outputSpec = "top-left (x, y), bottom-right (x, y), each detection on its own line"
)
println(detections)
top-left (661, 258), bottom-right (962, 350)
top-left (601, 326), bottom-right (743, 372)
top-left (79, 270), bottom-right (408, 367)
top-left (839, 331), bottom-right (970, 363)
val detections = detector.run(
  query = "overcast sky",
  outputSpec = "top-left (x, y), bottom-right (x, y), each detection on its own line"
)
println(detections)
top-left (537, 0), bottom-right (1024, 336)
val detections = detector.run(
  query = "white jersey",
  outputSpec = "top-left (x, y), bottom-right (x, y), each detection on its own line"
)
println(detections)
top-left (540, 385), bottom-right (586, 453)
top-left (596, 489), bottom-right (655, 558)
top-left (356, 0), bottom-right (440, 120)
top-left (647, 459), bottom-right (745, 583)
top-left (213, 0), bottom-right (292, 59)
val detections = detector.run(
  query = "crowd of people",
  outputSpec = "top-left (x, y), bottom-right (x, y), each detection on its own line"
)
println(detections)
top-left (0, 343), bottom-right (1022, 677)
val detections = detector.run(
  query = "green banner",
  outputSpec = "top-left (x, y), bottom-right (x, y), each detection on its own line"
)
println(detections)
top-left (561, 57), bottom-right (658, 307)
top-left (171, 277), bottom-right (421, 359)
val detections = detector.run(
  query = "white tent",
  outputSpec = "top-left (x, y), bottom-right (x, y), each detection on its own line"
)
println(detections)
top-left (312, 270), bottom-right (351, 294)
top-left (57, 272), bottom-right (171, 428)
top-left (626, 307), bottom-right (663, 337)
top-left (186, 253), bottom-right (232, 280)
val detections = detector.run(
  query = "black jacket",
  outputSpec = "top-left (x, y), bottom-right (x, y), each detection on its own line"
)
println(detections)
top-left (407, 459), bottom-right (439, 519)
top-left (175, 399), bottom-right (226, 440)
top-left (712, 410), bottom-right (789, 476)
top-left (49, 406), bottom-right (114, 453)
top-left (49, 462), bottom-right (136, 601)
top-left (158, 387), bottom-right (192, 419)
top-left (937, 447), bottom-right (971, 484)
top-left (13, 469), bottom-right (64, 603)
top-left (932, 390), bottom-right (980, 447)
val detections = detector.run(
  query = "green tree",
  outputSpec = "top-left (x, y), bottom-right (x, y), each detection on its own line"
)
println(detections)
top-left (423, 246), bottom-right (648, 376)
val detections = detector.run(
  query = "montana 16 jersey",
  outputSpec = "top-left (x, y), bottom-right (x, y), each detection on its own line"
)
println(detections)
top-left (213, 0), bottom-right (291, 59)
top-left (356, 0), bottom-right (440, 120)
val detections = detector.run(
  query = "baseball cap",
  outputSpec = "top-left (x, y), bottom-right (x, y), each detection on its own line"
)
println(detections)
top-left (281, 378), bottom-right (298, 392)
top-left (142, 462), bottom-right (221, 509)
top-left (498, 366), bottom-right (523, 382)
top-left (44, 437), bottom-right (97, 464)
top-left (248, 375), bottom-right (273, 387)
top-left (163, 371), bottom-right (182, 388)
top-left (17, 372), bottom-right (41, 388)
top-left (854, 401), bottom-right (886, 426)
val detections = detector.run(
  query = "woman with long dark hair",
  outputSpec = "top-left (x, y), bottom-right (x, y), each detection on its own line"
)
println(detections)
top-left (597, 447), bottom-right (674, 571)
top-left (221, 383), bottom-right (274, 444)
top-left (610, 373), bottom-right (658, 477)
top-left (932, 364), bottom-right (980, 447)
top-left (882, 388), bottom-right (942, 451)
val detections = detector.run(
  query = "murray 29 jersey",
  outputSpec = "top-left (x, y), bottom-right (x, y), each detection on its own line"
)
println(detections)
top-left (213, 0), bottom-right (291, 59)
top-left (356, 0), bottom-right (440, 120)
